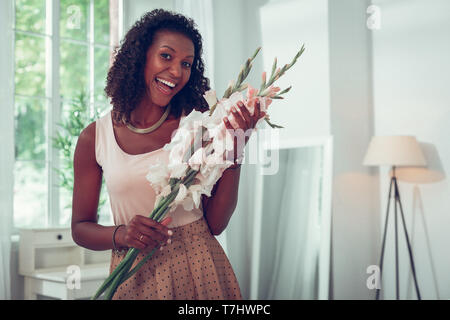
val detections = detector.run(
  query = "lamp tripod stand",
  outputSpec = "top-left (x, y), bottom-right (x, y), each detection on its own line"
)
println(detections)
top-left (376, 166), bottom-right (421, 300)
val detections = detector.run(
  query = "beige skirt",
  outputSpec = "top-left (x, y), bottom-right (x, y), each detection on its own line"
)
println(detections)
top-left (109, 217), bottom-right (242, 300)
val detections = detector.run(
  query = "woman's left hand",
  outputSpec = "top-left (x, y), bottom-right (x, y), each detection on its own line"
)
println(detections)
top-left (222, 99), bottom-right (266, 163)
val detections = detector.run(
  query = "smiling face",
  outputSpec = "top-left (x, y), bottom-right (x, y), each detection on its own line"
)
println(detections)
top-left (143, 29), bottom-right (195, 108)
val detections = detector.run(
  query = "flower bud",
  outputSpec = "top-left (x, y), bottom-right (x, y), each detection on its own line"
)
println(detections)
top-left (203, 90), bottom-right (217, 108)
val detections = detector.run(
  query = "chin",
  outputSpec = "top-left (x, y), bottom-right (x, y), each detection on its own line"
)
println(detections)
top-left (149, 90), bottom-right (177, 108)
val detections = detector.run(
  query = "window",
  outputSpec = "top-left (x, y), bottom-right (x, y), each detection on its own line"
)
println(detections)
top-left (13, 0), bottom-right (120, 229)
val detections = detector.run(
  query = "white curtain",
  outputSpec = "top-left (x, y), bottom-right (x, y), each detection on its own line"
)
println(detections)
top-left (0, 0), bottom-right (13, 300)
top-left (174, 0), bottom-right (215, 88)
top-left (223, 142), bottom-right (325, 299)
top-left (263, 147), bottom-right (322, 299)
top-left (0, 216), bottom-right (12, 300)
top-left (233, 144), bottom-right (323, 300)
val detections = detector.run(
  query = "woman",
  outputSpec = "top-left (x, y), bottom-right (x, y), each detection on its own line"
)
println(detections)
top-left (72, 9), bottom-right (264, 300)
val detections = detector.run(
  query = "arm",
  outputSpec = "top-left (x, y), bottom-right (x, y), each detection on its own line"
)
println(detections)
top-left (202, 166), bottom-right (241, 236)
top-left (71, 122), bottom-right (118, 250)
top-left (72, 122), bottom-right (172, 251)
top-left (201, 99), bottom-right (265, 236)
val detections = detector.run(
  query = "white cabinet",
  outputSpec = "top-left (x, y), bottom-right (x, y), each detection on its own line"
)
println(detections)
top-left (19, 227), bottom-right (110, 300)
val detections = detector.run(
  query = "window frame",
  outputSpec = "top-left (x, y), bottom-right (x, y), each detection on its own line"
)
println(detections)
top-left (11, 0), bottom-right (122, 232)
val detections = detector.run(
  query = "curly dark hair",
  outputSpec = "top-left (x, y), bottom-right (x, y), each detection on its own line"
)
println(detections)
top-left (105, 9), bottom-right (210, 123)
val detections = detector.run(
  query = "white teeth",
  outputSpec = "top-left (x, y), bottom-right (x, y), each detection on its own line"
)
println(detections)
top-left (156, 78), bottom-right (176, 88)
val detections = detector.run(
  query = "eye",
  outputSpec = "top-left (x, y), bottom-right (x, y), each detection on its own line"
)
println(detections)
top-left (182, 61), bottom-right (192, 68)
top-left (160, 53), bottom-right (171, 60)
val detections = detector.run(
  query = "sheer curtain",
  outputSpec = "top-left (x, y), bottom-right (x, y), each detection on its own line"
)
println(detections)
top-left (264, 147), bottom-right (322, 299)
top-left (0, 214), bottom-right (12, 300)
top-left (253, 146), bottom-right (323, 299)
top-left (0, 0), bottom-right (13, 300)
top-left (174, 0), bottom-right (215, 88)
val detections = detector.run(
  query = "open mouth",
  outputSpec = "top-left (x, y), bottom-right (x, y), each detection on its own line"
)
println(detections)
top-left (155, 77), bottom-right (177, 95)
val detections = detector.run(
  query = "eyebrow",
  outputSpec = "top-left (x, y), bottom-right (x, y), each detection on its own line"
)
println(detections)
top-left (160, 45), bottom-right (194, 58)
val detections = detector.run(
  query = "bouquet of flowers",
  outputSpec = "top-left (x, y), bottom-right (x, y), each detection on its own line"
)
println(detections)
top-left (91, 44), bottom-right (305, 300)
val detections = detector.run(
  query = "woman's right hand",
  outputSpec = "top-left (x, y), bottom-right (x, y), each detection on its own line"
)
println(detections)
top-left (115, 215), bottom-right (173, 250)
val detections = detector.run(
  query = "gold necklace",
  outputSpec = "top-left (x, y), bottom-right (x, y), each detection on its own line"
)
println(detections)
top-left (122, 104), bottom-right (171, 134)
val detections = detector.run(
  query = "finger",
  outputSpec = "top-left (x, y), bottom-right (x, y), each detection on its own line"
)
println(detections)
top-left (258, 105), bottom-right (266, 120)
top-left (230, 105), bottom-right (248, 130)
top-left (222, 118), bottom-right (241, 158)
top-left (223, 117), bottom-right (234, 131)
top-left (161, 217), bottom-right (172, 226)
top-left (128, 236), bottom-right (148, 250)
top-left (135, 215), bottom-right (172, 236)
top-left (254, 100), bottom-right (261, 119)
top-left (132, 241), bottom-right (146, 250)
top-left (137, 225), bottom-right (169, 243)
top-left (134, 233), bottom-right (159, 249)
top-left (237, 102), bottom-right (253, 128)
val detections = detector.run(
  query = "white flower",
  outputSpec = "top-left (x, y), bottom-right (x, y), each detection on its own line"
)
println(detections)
top-left (154, 194), bottom-right (163, 208)
top-left (189, 184), bottom-right (203, 209)
top-left (197, 166), bottom-right (224, 195)
top-left (181, 110), bottom-right (205, 130)
top-left (228, 91), bottom-right (245, 110)
top-left (168, 162), bottom-right (189, 179)
top-left (146, 162), bottom-right (169, 193)
top-left (161, 184), bottom-right (171, 196)
top-left (174, 183), bottom-right (187, 203)
top-left (181, 198), bottom-right (194, 212)
top-left (147, 93), bottom-right (247, 215)
top-left (204, 100), bottom-right (227, 130)
top-left (155, 184), bottom-right (171, 208)
top-left (203, 90), bottom-right (217, 108)
top-left (169, 183), bottom-right (196, 212)
top-left (188, 147), bottom-right (205, 171)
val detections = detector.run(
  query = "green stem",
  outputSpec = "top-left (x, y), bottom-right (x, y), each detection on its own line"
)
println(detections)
top-left (120, 169), bottom-right (200, 284)
top-left (151, 181), bottom-right (182, 220)
top-left (104, 256), bottom-right (135, 300)
top-left (90, 247), bottom-right (140, 300)
top-left (91, 260), bottom-right (126, 299)
top-left (153, 169), bottom-right (198, 222)
top-left (122, 246), bottom-right (160, 282)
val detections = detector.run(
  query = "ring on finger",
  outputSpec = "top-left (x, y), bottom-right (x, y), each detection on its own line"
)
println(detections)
top-left (139, 234), bottom-right (144, 241)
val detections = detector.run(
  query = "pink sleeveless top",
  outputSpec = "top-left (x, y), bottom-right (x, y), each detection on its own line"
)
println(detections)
top-left (95, 110), bottom-right (204, 228)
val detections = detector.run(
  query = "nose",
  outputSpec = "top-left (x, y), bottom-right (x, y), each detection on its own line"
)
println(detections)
top-left (168, 61), bottom-right (182, 79)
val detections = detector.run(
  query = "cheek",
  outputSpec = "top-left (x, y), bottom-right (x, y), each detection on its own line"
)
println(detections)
top-left (144, 68), bottom-right (154, 87)
top-left (143, 57), bottom-right (160, 83)
top-left (180, 70), bottom-right (192, 88)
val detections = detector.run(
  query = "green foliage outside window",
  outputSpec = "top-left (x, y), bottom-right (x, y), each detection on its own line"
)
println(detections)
top-left (13, 0), bottom-right (114, 227)
top-left (52, 91), bottom-right (108, 218)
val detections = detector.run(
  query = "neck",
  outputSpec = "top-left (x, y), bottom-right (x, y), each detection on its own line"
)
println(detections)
top-left (131, 97), bottom-right (170, 127)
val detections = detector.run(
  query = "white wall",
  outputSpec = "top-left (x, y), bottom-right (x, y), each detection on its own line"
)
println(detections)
top-left (328, 0), bottom-right (380, 299)
top-left (371, 0), bottom-right (450, 299)
top-left (260, 0), bottom-right (331, 141)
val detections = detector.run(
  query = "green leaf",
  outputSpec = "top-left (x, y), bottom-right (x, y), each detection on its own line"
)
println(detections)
top-left (264, 117), bottom-right (284, 129)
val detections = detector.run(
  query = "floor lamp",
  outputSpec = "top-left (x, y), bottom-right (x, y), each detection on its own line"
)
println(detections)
top-left (363, 136), bottom-right (426, 300)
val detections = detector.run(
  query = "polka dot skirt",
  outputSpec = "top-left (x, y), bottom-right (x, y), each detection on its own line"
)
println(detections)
top-left (109, 217), bottom-right (242, 300)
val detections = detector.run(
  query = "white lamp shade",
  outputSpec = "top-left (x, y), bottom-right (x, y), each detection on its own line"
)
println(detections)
top-left (363, 136), bottom-right (427, 166)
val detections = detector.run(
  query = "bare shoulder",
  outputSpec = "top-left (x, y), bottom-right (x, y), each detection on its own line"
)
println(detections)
top-left (74, 121), bottom-right (97, 162)
top-left (78, 121), bottom-right (96, 146)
